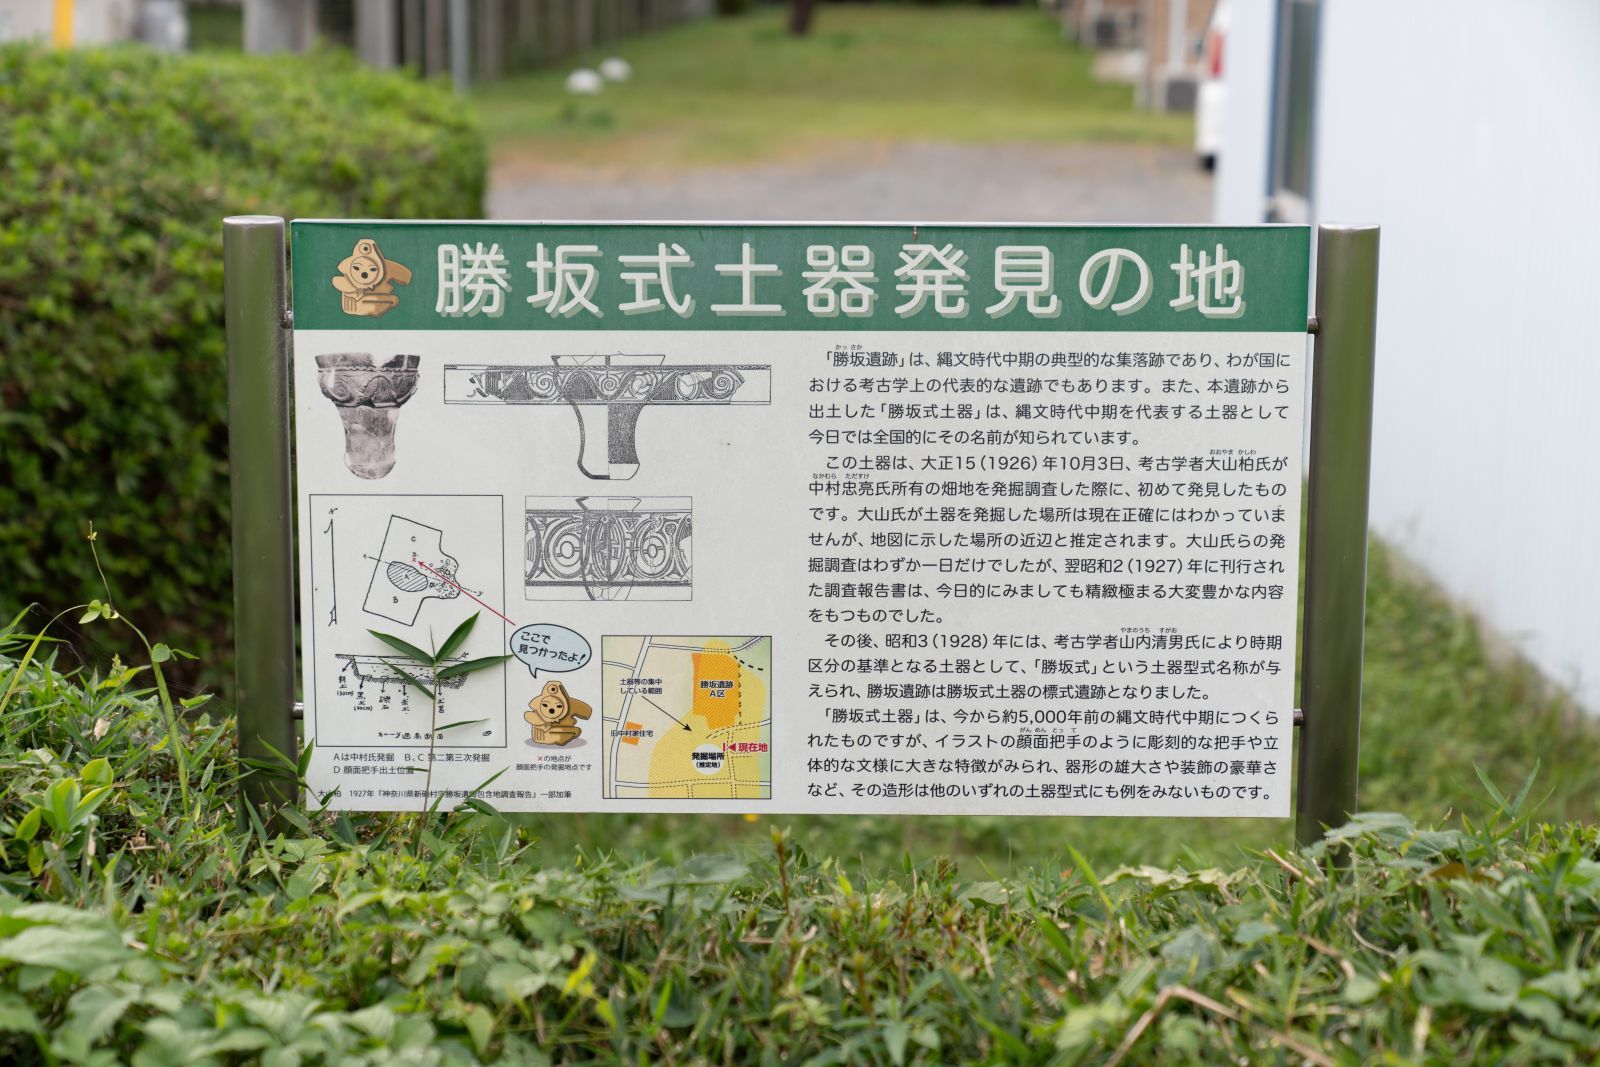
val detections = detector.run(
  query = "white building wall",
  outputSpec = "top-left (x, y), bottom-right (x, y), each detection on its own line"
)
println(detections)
top-left (1219, 0), bottom-right (1600, 708)
top-left (1211, 0), bottom-right (1275, 224)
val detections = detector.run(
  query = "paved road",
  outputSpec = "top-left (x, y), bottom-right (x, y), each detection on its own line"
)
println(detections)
top-left (490, 142), bottom-right (1212, 223)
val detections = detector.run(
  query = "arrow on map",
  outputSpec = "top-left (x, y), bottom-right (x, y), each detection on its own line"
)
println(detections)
top-left (638, 695), bottom-right (693, 732)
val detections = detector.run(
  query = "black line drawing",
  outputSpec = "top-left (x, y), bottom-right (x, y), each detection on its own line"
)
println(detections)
top-left (322, 508), bottom-right (339, 625)
top-left (363, 515), bottom-right (463, 624)
top-left (444, 354), bottom-right (771, 480)
top-left (308, 493), bottom-right (509, 751)
top-left (525, 496), bottom-right (691, 601)
top-left (316, 353), bottom-right (421, 479)
top-left (336, 653), bottom-right (471, 691)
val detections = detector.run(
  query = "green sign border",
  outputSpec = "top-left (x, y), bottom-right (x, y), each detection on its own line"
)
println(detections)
top-left (290, 221), bottom-right (1309, 333)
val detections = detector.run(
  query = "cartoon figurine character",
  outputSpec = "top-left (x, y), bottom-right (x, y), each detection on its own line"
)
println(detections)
top-left (332, 238), bottom-right (411, 318)
top-left (524, 680), bottom-right (592, 746)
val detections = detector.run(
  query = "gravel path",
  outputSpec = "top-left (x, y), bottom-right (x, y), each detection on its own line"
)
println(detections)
top-left (489, 142), bottom-right (1212, 223)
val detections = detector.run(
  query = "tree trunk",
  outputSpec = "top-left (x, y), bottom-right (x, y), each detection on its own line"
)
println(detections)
top-left (789, 0), bottom-right (816, 37)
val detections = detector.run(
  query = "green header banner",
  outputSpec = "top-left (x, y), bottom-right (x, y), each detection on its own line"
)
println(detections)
top-left (290, 221), bottom-right (1309, 333)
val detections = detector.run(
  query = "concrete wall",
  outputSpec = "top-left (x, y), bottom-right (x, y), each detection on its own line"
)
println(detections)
top-left (1216, 0), bottom-right (1600, 709)
top-left (0, 0), bottom-right (139, 44)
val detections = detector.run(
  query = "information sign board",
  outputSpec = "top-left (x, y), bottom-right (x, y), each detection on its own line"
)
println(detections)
top-left (288, 222), bottom-right (1311, 817)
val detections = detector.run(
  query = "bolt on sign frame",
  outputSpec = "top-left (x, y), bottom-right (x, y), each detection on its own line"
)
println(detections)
top-left (223, 216), bottom-right (1377, 844)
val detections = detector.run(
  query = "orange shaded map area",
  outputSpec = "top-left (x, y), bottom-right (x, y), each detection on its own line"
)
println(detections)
top-left (690, 651), bottom-right (741, 731)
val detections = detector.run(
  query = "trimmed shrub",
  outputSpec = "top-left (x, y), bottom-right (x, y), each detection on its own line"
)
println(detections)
top-left (0, 44), bottom-right (486, 684)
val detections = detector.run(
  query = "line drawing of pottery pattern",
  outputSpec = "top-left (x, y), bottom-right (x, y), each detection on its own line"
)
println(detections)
top-left (362, 515), bottom-right (462, 625)
top-left (444, 354), bottom-right (771, 480)
top-left (525, 497), bottom-right (692, 601)
top-left (316, 354), bottom-right (421, 479)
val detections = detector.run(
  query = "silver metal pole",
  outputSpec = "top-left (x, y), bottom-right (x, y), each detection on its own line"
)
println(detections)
top-left (244, 0), bottom-right (316, 53)
top-left (450, 0), bottom-right (470, 92)
top-left (354, 0), bottom-right (399, 68)
top-left (224, 216), bottom-right (299, 821)
top-left (1295, 224), bottom-right (1380, 847)
top-left (1167, 0), bottom-right (1189, 74)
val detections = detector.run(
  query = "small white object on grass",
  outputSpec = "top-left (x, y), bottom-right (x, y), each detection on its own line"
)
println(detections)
top-left (599, 57), bottom-right (633, 82)
top-left (565, 69), bottom-right (604, 95)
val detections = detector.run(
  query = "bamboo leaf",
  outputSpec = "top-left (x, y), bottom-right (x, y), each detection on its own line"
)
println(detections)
top-left (434, 718), bottom-right (489, 733)
top-left (368, 629), bottom-right (434, 665)
top-left (379, 658), bottom-right (435, 701)
top-left (460, 767), bottom-right (508, 806)
top-left (435, 655), bottom-right (511, 681)
top-left (437, 612), bottom-right (480, 663)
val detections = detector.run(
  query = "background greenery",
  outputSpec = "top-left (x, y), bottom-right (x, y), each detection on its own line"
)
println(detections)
top-left (0, 44), bottom-right (486, 689)
top-left (4, 14), bottom-right (1597, 1062)
top-left (476, 7), bottom-right (1191, 168)
top-left (0, 562), bottom-right (1596, 1063)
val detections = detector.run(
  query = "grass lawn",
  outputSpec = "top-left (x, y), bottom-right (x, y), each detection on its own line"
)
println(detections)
top-left (474, 7), bottom-right (1193, 168)
top-left (1, 558), bottom-right (1597, 1061)
top-left (517, 540), bottom-right (1600, 875)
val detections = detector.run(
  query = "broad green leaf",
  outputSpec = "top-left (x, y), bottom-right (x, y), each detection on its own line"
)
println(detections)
top-left (64, 984), bottom-right (135, 1043)
top-left (80, 758), bottom-right (113, 788)
top-left (1343, 974), bottom-right (1382, 1005)
top-left (76, 785), bottom-right (113, 823)
top-left (883, 1020), bottom-right (910, 1067)
top-left (0, 993), bottom-right (38, 1035)
top-left (13, 807), bottom-right (41, 843)
top-left (959, 881), bottom-right (1008, 906)
top-left (0, 924), bottom-right (128, 972)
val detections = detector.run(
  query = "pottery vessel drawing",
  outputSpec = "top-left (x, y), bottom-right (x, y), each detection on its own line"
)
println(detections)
top-left (316, 354), bottom-right (421, 479)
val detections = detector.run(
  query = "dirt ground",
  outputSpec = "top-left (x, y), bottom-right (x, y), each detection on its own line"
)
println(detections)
top-left (489, 141), bottom-right (1213, 223)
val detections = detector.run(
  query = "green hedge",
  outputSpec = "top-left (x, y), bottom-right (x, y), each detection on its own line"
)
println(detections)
top-left (0, 44), bottom-right (485, 681)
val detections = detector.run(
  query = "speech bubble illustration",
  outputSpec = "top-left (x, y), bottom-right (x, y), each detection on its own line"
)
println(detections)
top-left (509, 623), bottom-right (592, 679)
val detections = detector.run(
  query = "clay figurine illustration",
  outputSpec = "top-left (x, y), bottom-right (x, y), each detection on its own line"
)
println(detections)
top-left (332, 238), bottom-right (411, 318)
top-left (316, 353), bottom-right (420, 479)
top-left (525, 680), bottom-right (592, 746)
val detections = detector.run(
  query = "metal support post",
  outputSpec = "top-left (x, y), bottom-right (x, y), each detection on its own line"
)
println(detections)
top-left (450, 0), bottom-right (471, 92)
top-left (224, 216), bottom-right (299, 822)
top-left (1295, 224), bottom-right (1380, 846)
top-left (355, 0), bottom-right (399, 68)
top-left (244, 0), bottom-right (317, 54)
